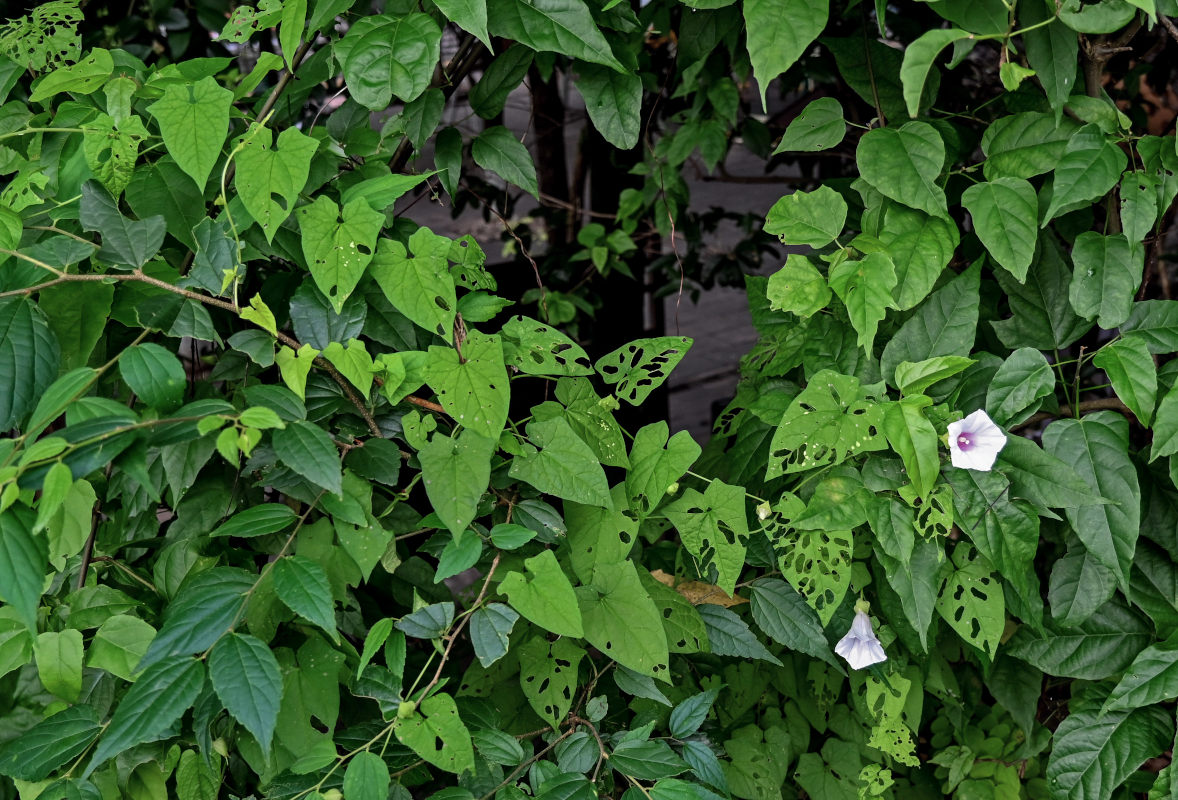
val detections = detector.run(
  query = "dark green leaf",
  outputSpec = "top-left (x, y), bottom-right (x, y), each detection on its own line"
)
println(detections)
top-left (274, 555), bottom-right (339, 642)
top-left (209, 633), bottom-right (283, 753)
top-left (0, 705), bottom-right (100, 781)
top-left (273, 420), bottom-right (342, 496)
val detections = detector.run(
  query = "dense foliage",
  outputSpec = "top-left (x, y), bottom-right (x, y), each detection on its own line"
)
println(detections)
top-left (4, 0), bottom-right (1178, 799)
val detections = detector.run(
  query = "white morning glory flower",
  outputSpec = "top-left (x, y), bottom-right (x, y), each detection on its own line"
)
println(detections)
top-left (835, 608), bottom-right (887, 670)
top-left (947, 409), bottom-right (1008, 472)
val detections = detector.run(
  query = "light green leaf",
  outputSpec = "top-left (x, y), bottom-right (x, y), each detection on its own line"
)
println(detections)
top-left (273, 420), bottom-right (343, 496)
top-left (894, 356), bottom-right (974, 396)
top-left (34, 629), bottom-right (83, 701)
top-left (274, 555), bottom-right (339, 642)
top-left (147, 76), bottom-right (232, 190)
top-left (340, 171), bottom-right (436, 212)
top-left (235, 125), bottom-right (319, 243)
top-left (500, 550), bottom-right (584, 637)
top-left (625, 421), bottom-right (701, 518)
top-left (1042, 413), bottom-right (1139, 591)
top-left (743, 0), bottom-right (828, 109)
top-left (209, 633), bottom-right (283, 754)
top-left (321, 339), bottom-right (375, 397)
top-left (1121, 171), bottom-right (1160, 243)
top-left (343, 751), bottom-right (390, 800)
top-left (1093, 336), bottom-right (1157, 427)
top-left (773, 96), bottom-right (845, 153)
top-left (828, 251), bottom-right (898, 354)
top-left (296, 197), bottom-right (383, 313)
top-left (1152, 381), bottom-right (1178, 461)
top-left (878, 205), bottom-right (959, 310)
top-left (419, 430), bottom-right (493, 538)
top-left (664, 479), bottom-right (749, 596)
top-left (1042, 124), bottom-right (1127, 223)
top-left (961, 177), bottom-right (1038, 282)
top-left (370, 228), bottom-right (457, 341)
top-left (485, 0), bottom-right (623, 71)
top-left (29, 47), bottom-right (113, 102)
top-left (84, 656), bottom-right (205, 777)
top-left (518, 635), bottom-right (585, 726)
top-left (472, 125), bottom-right (539, 198)
top-left (500, 315), bottom-right (592, 376)
top-left (763, 185), bottom-right (847, 248)
top-left (578, 559), bottom-right (670, 678)
top-left (766, 254), bottom-right (831, 319)
top-left (1123, 299), bottom-right (1178, 353)
top-left (985, 347), bottom-right (1055, 427)
top-left (936, 552), bottom-right (1004, 660)
top-left (395, 693), bottom-right (474, 775)
top-left (900, 28), bottom-right (970, 118)
top-left (86, 615), bottom-right (155, 682)
top-left (882, 395), bottom-right (939, 499)
top-left (280, 0), bottom-right (307, 70)
top-left (510, 417), bottom-right (611, 507)
top-left (1068, 232), bottom-right (1141, 329)
top-left (334, 13), bottom-right (443, 108)
top-left (574, 62), bottom-right (641, 150)
top-left (425, 331), bottom-right (509, 439)
top-left (856, 122), bottom-right (948, 218)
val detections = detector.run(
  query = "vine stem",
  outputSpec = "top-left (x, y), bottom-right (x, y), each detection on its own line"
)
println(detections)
top-left (477, 727), bottom-right (577, 800)
top-left (416, 552), bottom-right (502, 701)
top-left (1011, 397), bottom-right (1132, 431)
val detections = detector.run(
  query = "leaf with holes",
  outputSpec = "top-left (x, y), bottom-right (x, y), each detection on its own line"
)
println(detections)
top-left (81, 113), bottom-right (148, 198)
top-left (767, 370), bottom-right (887, 478)
top-left (500, 550), bottom-right (583, 637)
top-left (777, 528), bottom-right (853, 625)
top-left (501, 315), bottom-right (592, 376)
top-left (370, 228), bottom-right (457, 341)
top-left (532, 377), bottom-right (628, 468)
top-left (425, 331), bottom-right (510, 439)
top-left (296, 196), bottom-right (383, 313)
top-left (394, 692), bottom-right (474, 775)
top-left (936, 549), bottom-right (1004, 660)
top-left (235, 124), bottom-right (318, 243)
top-left (594, 336), bottom-right (692, 406)
top-left (637, 569), bottom-right (708, 654)
top-left (766, 255), bottom-right (831, 319)
top-left (517, 635), bottom-right (585, 726)
top-left (663, 479), bottom-right (749, 596)
top-left (577, 559), bottom-right (670, 679)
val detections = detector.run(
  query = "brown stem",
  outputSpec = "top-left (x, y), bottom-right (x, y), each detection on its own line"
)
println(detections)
top-left (1012, 397), bottom-right (1133, 431)
top-left (416, 553), bottom-right (502, 701)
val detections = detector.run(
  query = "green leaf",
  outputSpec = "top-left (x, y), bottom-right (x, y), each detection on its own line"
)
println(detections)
top-left (773, 96), bottom-right (845, 153)
top-left (981, 112), bottom-right (1080, 180)
top-left (1093, 336), bottom-right (1157, 427)
top-left (139, 568), bottom-right (255, 667)
top-left (396, 602), bottom-right (454, 639)
top-left (473, 728), bottom-right (525, 767)
top-left (668, 688), bottom-right (719, 739)
top-left (1046, 696), bottom-right (1173, 800)
top-left (828, 252), bottom-right (898, 354)
top-left (1042, 413), bottom-right (1138, 593)
top-left (1007, 598), bottom-right (1151, 679)
top-left (985, 347), bottom-right (1055, 427)
top-left (856, 122), bottom-right (948, 218)
top-left (279, 0), bottom-right (307, 69)
top-left (877, 205), bottom-right (959, 310)
top-left (1068, 232), bottom-right (1141, 329)
top-left (119, 343), bottom-right (186, 412)
top-left (518, 635), bottom-right (585, 726)
top-left (147, 76), bottom-right (232, 190)
top-left (510, 417), bottom-right (611, 507)
top-left (882, 396), bottom-right (940, 499)
top-left (39, 281), bottom-right (114, 373)
top-left (880, 261), bottom-right (979, 386)
top-left (0, 705), bottom-right (100, 781)
top-left (343, 751), bottom-right (390, 800)
top-left (894, 356), bottom-right (974, 395)
top-left (425, 331), bottom-right (509, 439)
top-left (992, 235), bottom-right (1092, 350)
top-left (574, 62), bottom-right (641, 150)
top-left (663, 479), bottom-right (749, 596)
top-left (86, 615), bottom-right (156, 682)
top-left (876, 539), bottom-right (946, 650)
top-left (296, 196), bottom-right (383, 313)
top-left (84, 656), bottom-right (205, 777)
top-left (209, 633), bottom-right (283, 754)
top-left (272, 420), bottom-right (340, 496)
top-left (469, 46), bottom-right (533, 118)
top-left (1022, 0), bottom-right (1079, 118)
top-left (747, 578), bottom-right (838, 667)
top-left (485, 0), bottom-right (623, 71)
top-left (419, 430), bottom-right (493, 538)
top-left (1121, 171), bottom-right (1160, 243)
top-left (370, 227), bottom-right (458, 341)
top-left (274, 555), bottom-right (339, 642)
top-left (614, 664), bottom-right (671, 706)
top-left (936, 552), bottom-right (1004, 659)
top-left (1000, 434), bottom-right (1107, 510)
top-left (340, 171), bottom-right (436, 212)
top-left (763, 185), bottom-right (847, 248)
top-left (29, 47), bottom-right (113, 101)
top-left (1105, 635), bottom-right (1178, 712)
top-left (1123, 299), bottom-right (1178, 353)
top-left (594, 336), bottom-right (692, 406)
top-left (961, 178), bottom-right (1038, 282)
top-left (0, 508), bottom-right (46, 631)
top-left (500, 550), bottom-right (584, 637)
top-left (79, 180), bottom-right (165, 268)
top-left (900, 28), bottom-right (970, 118)
top-left (1042, 124), bottom-right (1127, 222)
top-left (577, 560), bottom-right (670, 678)
top-left (1049, 538), bottom-right (1115, 628)
top-left (81, 112), bottom-right (148, 198)
top-left (394, 692), bottom-right (474, 775)
top-left (210, 503), bottom-right (297, 539)
top-left (235, 125), bottom-right (319, 243)
top-left (469, 603), bottom-right (519, 667)
top-left (34, 629), bottom-right (82, 701)
top-left (500, 315), bottom-right (592, 376)
top-left (625, 422), bottom-right (700, 518)
top-left (743, 0), bottom-right (828, 109)
top-left (610, 740), bottom-right (687, 780)
top-left (471, 125), bottom-right (539, 198)
top-left (696, 604), bottom-right (782, 665)
top-left (334, 13), bottom-right (443, 108)
top-left (766, 255), bottom-right (831, 318)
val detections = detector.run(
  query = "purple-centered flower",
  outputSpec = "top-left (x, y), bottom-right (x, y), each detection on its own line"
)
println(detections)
top-left (835, 609), bottom-right (887, 670)
top-left (947, 409), bottom-right (1007, 472)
